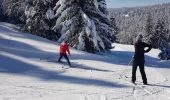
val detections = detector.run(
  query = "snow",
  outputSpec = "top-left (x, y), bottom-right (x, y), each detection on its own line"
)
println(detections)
top-left (59, 0), bottom-right (66, 6)
top-left (46, 8), bottom-right (54, 20)
top-left (58, 30), bottom-right (70, 43)
top-left (25, 6), bottom-right (36, 18)
top-left (0, 22), bottom-right (170, 100)
top-left (77, 31), bottom-right (85, 51)
top-left (94, 0), bottom-right (99, 9)
top-left (91, 21), bottom-right (105, 50)
top-left (123, 14), bottom-right (130, 18)
top-left (53, 7), bottom-right (72, 31)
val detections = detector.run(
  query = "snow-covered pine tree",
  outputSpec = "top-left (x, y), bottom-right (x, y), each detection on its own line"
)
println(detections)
top-left (24, 0), bottom-right (57, 39)
top-left (143, 13), bottom-right (154, 44)
top-left (110, 18), bottom-right (118, 31)
top-left (53, 0), bottom-right (116, 53)
top-left (110, 17), bottom-right (118, 40)
top-left (81, 0), bottom-right (116, 51)
top-left (2, 0), bottom-right (25, 23)
top-left (152, 18), bottom-right (169, 49)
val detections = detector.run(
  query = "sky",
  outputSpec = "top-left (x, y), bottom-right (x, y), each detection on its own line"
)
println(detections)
top-left (106, 0), bottom-right (170, 8)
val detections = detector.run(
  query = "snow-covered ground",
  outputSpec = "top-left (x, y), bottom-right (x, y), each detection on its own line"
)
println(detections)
top-left (0, 22), bottom-right (170, 100)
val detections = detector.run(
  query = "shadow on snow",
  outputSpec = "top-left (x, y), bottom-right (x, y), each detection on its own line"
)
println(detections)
top-left (0, 54), bottom-right (126, 88)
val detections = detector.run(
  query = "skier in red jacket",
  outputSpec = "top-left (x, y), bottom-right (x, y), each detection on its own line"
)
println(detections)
top-left (58, 41), bottom-right (71, 66)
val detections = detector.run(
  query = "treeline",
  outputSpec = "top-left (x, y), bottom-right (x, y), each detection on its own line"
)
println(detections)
top-left (109, 3), bottom-right (170, 49)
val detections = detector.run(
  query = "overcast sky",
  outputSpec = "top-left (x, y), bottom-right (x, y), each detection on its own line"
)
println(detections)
top-left (106, 0), bottom-right (170, 8)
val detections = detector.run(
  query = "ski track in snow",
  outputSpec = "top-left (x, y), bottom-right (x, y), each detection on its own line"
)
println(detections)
top-left (0, 22), bottom-right (170, 100)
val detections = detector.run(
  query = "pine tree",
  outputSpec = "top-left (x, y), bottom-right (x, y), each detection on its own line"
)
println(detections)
top-left (82, 0), bottom-right (116, 50)
top-left (144, 13), bottom-right (154, 44)
top-left (110, 17), bottom-right (118, 39)
top-left (2, 0), bottom-right (25, 23)
top-left (152, 18), bottom-right (169, 49)
top-left (53, 0), bottom-right (115, 52)
top-left (24, 0), bottom-right (57, 39)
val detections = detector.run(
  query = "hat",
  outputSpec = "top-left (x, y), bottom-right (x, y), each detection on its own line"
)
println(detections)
top-left (136, 34), bottom-right (143, 42)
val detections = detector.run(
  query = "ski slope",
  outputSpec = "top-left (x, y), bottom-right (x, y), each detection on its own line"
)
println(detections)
top-left (0, 22), bottom-right (170, 100)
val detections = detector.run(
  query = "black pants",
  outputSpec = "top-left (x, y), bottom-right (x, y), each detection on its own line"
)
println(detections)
top-left (132, 61), bottom-right (147, 83)
top-left (58, 53), bottom-right (71, 65)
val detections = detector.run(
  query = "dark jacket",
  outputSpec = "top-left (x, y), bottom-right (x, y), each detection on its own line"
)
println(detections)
top-left (133, 41), bottom-right (152, 64)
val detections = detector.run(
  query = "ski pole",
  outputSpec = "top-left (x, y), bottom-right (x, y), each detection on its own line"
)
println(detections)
top-left (119, 57), bottom-right (133, 79)
top-left (128, 58), bottom-right (133, 66)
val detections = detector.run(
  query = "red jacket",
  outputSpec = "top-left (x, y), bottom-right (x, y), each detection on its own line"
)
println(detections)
top-left (59, 42), bottom-right (70, 54)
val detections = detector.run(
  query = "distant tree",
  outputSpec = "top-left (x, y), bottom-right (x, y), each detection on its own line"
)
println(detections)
top-left (110, 17), bottom-right (119, 39)
top-left (109, 3), bottom-right (170, 46)
top-left (152, 18), bottom-right (169, 49)
top-left (143, 13), bottom-right (154, 44)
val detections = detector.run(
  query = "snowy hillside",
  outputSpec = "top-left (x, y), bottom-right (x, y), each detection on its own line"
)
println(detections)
top-left (0, 22), bottom-right (170, 100)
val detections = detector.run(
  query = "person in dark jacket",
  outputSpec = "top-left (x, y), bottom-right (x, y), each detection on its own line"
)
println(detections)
top-left (132, 34), bottom-right (152, 85)
top-left (58, 41), bottom-right (71, 66)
